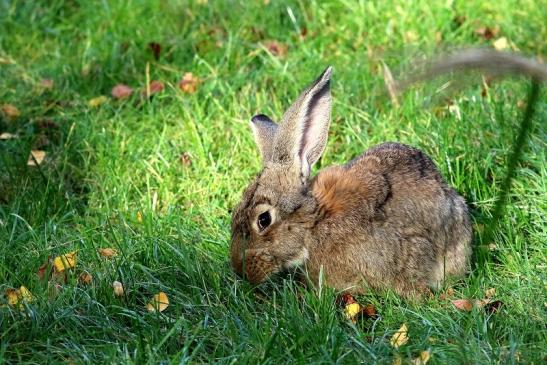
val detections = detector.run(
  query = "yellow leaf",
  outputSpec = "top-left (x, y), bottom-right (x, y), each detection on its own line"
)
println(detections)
top-left (485, 287), bottom-right (496, 298)
top-left (344, 302), bottom-right (361, 320)
top-left (147, 292), bottom-right (169, 312)
top-left (412, 350), bottom-right (431, 365)
top-left (136, 211), bottom-right (143, 223)
top-left (6, 289), bottom-right (19, 306)
top-left (88, 95), bottom-right (108, 107)
top-left (5, 286), bottom-right (33, 307)
top-left (27, 150), bottom-right (46, 166)
top-left (98, 248), bottom-right (118, 258)
top-left (19, 286), bottom-right (33, 302)
top-left (390, 323), bottom-right (409, 348)
top-left (112, 281), bottom-right (124, 297)
top-left (392, 356), bottom-right (402, 365)
top-left (53, 251), bottom-right (77, 272)
top-left (493, 37), bottom-right (508, 51)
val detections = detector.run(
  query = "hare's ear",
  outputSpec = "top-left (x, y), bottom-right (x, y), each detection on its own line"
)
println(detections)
top-left (250, 114), bottom-right (278, 163)
top-left (272, 66), bottom-right (332, 179)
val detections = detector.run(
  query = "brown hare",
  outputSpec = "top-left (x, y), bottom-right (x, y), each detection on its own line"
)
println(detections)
top-left (230, 67), bottom-right (472, 297)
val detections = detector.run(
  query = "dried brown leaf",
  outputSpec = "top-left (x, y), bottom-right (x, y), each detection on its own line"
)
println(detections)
top-left (79, 271), bottom-right (93, 285)
top-left (475, 25), bottom-right (500, 40)
top-left (451, 299), bottom-right (473, 311)
top-left (263, 40), bottom-right (288, 57)
top-left (180, 152), bottom-right (192, 166)
top-left (1, 104), bottom-right (20, 118)
top-left (179, 73), bottom-right (199, 94)
top-left (111, 84), bottom-right (134, 99)
top-left (98, 248), bottom-right (118, 258)
top-left (148, 42), bottom-right (162, 60)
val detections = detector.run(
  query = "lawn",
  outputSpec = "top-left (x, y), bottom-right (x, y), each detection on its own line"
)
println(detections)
top-left (0, 0), bottom-right (545, 363)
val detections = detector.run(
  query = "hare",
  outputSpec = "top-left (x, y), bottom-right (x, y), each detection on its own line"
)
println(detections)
top-left (230, 67), bottom-right (472, 297)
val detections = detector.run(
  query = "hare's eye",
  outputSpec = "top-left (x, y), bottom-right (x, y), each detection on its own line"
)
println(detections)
top-left (257, 211), bottom-right (271, 231)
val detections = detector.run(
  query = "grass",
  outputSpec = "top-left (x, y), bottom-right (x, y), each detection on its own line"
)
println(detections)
top-left (0, 0), bottom-right (545, 363)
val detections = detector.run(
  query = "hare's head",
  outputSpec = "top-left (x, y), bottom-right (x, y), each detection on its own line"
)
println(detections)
top-left (230, 67), bottom-right (333, 284)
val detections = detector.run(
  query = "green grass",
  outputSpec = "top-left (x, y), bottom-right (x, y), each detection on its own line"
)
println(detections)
top-left (1, 0), bottom-right (545, 363)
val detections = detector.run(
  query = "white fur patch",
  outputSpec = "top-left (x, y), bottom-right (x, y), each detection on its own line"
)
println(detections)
top-left (284, 248), bottom-right (309, 269)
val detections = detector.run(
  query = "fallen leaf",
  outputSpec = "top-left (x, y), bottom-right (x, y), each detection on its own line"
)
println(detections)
top-left (1, 104), bottom-right (20, 118)
top-left (142, 80), bottom-right (164, 98)
top-left (5, 289), bottom-right (19, 306)
top-left (98, 248), bottom-right (118, 258)
top-left (178, 73), bottom-right (199, 94)
top-left (336, 292), bottom-right (357, 307)
top-left (299, 26), bottom-right (308, 41)
top-left (0, 132), bottom-right (17, 140)
top-left (88, 96), bottom-right (108, 107)
top-left (361, 304), bottom-right (378, 319)
top-left (136, 211), bottom-right (143, 223)
top-left (263, 40), bottom-right (288, 57)
top-left (382, 61), bottom-right (399, 107)
top-left (451, 299), bottom-right (473, 311)
top-left (147, 292), bottom-right (169, 312)
top-left (36, 260), bottom-right (51, 280)
top-left (393, 357), bottom-right (402, 365)
top-left (493, 37), bottom-right (508, 51)
top-left (411, 350), bottom-right (431, 365)
top-left (19, 286), bottom-right (33, 302)
top-left (27, 150), bottom-right (46, 166)
top-left (148, 42), bottom-right (162, 60)
top-left (485, 288), bottom-right (496, 298)
top-left (53, 251), bottom-right (77, 272)
top-left (41, 79), bottom-right (54, 90)
top-left (5, 286), bottom-right (33, 307)
top-left (344, 302), bottom-right (361, 320)
top-left (179, 152), bottom-right (192, 166)
top-left (36, 119), bottom-right (59, 130)
top-left (111, 84), bottom-right (133, 99)
top-left (484, 300), bottom-right (503, 314)
top-left (390, 324), bottom-right (409, 348)
top-left (79, 271), bottom-right (93, 285)
top-left (112, 281), bottom-right (124, 297)
top-left (475, 25), bottom-right (500, 40)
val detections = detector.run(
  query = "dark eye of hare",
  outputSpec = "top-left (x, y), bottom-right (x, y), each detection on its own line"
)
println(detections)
top-left (257, 211), bottom-right (271, 231)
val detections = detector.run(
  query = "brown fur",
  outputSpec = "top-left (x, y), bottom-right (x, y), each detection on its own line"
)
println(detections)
top-left (230, 68), bottom-right (472, 298)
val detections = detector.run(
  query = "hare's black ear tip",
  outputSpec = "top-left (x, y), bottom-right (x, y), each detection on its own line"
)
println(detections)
top-left (251, 114), bottom-right (274, 124)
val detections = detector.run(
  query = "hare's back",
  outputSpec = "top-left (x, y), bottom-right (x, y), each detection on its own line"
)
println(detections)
top-left (347, 142), bottom-right (463, 227)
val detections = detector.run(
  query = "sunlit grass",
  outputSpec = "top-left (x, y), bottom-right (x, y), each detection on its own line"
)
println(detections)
top-left (0, 0), bottom-right (545, 363)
